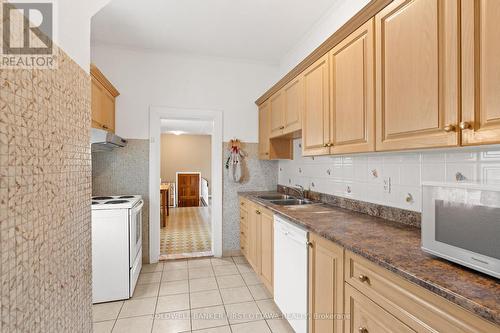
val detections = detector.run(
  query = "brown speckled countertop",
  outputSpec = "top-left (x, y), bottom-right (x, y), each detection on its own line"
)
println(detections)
top-left (239, 191), bottom-right (500, 326)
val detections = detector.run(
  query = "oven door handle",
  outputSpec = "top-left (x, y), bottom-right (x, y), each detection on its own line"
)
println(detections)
top-left (131, 200), bottom-right (144, 214)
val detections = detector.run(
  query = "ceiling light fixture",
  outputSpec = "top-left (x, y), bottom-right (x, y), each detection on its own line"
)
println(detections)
top-left (170, 130), bottom-right (186, 136)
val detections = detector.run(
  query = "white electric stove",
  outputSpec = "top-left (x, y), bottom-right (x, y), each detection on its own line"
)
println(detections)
top-left (91, 195), bottom-right (143, 303)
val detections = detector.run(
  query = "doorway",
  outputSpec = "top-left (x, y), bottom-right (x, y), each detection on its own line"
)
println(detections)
top-left (149, 107), bottom-right (223, 263)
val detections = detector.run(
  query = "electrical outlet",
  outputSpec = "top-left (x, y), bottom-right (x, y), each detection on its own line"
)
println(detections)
top-left (383, 177), bottom-right (391, 194)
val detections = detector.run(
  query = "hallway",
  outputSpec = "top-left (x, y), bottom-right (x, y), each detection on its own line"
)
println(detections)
top-left (160, 207), bottom-right (212, 259)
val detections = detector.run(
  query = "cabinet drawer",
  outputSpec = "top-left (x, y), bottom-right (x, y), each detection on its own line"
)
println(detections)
top-left (239, 197), bottom-right (249, 208)
top-left (345, 251), bottom-right (499, 333)
top-left (345, 283), bottom-right (415, 333)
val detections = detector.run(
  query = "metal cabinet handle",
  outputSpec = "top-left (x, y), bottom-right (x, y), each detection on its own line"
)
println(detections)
top-left (280, 126), bottom-right (285, 129)
top-left (323, 143), bottom-right (328, 148)
top-left (459, 121), bottom-right (472, 130)
top-left (443, 124), bottom-right (456, 132)
top-left (358, 275), bottom-right (370, 283)
top-left (102, 125), bottom-right (108, 129)
top-left (256, 210), bottom-right (261, 215)
top-left (358, 327), bottom-right (368, 333)
top-left (306, 241), bottom-right (313, 248)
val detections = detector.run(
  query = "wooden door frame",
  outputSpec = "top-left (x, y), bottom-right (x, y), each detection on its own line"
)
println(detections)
top-left (149, 106), bottom-right (223, 262)
top-left (175, 172), bottom-right (202, 207)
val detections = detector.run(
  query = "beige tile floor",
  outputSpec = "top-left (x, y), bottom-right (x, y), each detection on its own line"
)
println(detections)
top-left (92, 256), bottom-right (295, 333)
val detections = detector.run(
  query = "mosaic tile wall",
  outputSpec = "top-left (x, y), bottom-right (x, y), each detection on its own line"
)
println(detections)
top-left (280, 139), bottom-right (500, 212)
top-left (91, 139), bottom-right (150, 263)
top-left (223, 142), bottom-right (278, 253)
top-left (0, 52), bottom-right (93, 331)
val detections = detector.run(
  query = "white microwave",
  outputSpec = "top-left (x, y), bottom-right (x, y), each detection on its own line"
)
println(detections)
top-left (422, 182), bottom-right (500, 279)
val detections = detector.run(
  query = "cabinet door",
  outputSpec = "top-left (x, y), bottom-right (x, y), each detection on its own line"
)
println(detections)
top-left (247, 204), bottom-right (261, 274)
top-left (302, 54), bottom-right (331, 156)
top-left (240, 205), bottom-right (248, 256)
top-left (101, 89), bottom-right (115, 133)
top-left (461, 0), bottom-right (500, 146)
top-left (375, 0), bottom-right (459, 151)
top-left (260, 210), bottom-right (274, 294)
top-left (283, 77), bottom-right (303, 134)
top-left (270, 91), bottom-right (285, 138)
top-left (309, 233), bottom-right (344, 333)
top-left (258, 102), bottom-right (271, 159)
top-left (91, 80), bottom-right (104, 129)
top-left (330, 19), bottom-right (375, 155)
top-left (345, 284), bottom-right (416, 333)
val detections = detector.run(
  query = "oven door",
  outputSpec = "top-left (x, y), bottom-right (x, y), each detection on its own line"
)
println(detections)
top-left (422, 184), bottom-right (500, 278)
top-left (129, 200), bottom-right (144, 267)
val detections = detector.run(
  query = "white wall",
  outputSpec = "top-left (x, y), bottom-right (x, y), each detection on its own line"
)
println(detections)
top-left (57, 0), bottom-right (110, 71)
top-left (91, 45), bottom-right (279, 141)
top-left (277, 0), bottom-right (370, 78)
top-left (280, 140), bottom-right (500, 212)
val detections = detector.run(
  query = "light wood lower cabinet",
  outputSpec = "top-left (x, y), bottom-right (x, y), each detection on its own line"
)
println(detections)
top-left (239, 198), bottom-right (248, 257)
top-left (345, 284), bottom-right (415, 333)
top-left (345, 251), bottom-right (499, 333)
top-left (375, 0), bottom-right (460, 151)
top-left (461, 0), bottom-right (500, 146)
top-left (308, 233), bottom-right (344, 333)
top-left (239, 198), bottom-right (274, 294)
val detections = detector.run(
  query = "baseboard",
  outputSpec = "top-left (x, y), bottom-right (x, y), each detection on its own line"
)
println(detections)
top-left (223, 249), bottom-right (242, 257)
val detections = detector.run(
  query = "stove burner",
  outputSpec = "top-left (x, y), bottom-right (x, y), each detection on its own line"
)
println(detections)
top-left (104, 200), bottom-right (129, 204)
top-left (118, 196), bottom-right (135, 199)
top-left (92, 201), bottom-right (100, 205)
top-left (93, 196), bottom-right (113, 200)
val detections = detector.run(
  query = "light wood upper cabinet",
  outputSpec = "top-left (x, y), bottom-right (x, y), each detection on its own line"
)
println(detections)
top-left (330, 18), bottom-right (375, 155)
top-left (309, 233), bottom-right (344, 333)
top-left (375, 0), bottom-right (460, 151)
top-left (91, 64), bottom-right (119, 133)
top-left (258, 102), bottom-right (271, 159)
top-left (259, 209), bottom-right (274, 293)
top-left (283, 76), bottom-right (303, 134)
top-left (461, 0), bottom-right (500, 146)
top-left (302, 54), bottom-right (330, 156)
top-left (270, 91), bottom-right (285, 138)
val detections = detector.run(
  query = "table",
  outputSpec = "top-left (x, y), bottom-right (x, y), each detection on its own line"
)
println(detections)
top-left (160, 183), bottom-right (171, 228)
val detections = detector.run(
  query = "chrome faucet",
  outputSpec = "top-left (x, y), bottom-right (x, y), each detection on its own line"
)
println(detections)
top-left (289, 184), bottom-right (305, 199)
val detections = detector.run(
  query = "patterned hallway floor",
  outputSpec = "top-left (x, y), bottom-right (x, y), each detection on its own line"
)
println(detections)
top-left (160, 207), bottom-right (212, 260)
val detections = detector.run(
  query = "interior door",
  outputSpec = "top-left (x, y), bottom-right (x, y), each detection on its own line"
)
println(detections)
top-left (177, 173), bottom-right (200, 207)
top-left (461, 0), bottom-right (500, 146)
top-left (330, 19), bottom-right (375, 154)
top-left (375, 0), bottom-right (460, 151)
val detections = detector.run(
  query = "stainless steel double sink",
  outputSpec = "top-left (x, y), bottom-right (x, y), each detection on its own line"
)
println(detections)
top-left (257, 194), bottom-right (316, 206)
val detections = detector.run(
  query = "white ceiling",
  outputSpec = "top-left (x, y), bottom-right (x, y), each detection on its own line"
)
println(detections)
top-left (161, 119), bottom-right (213, 135)
top-left (91, 0), bottom-right (340, 64)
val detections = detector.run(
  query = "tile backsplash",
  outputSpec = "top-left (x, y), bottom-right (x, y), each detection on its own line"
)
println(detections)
top-left (279, 140), bottom-right (500, 212)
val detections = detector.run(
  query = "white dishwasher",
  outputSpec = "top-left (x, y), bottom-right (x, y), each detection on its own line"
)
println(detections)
top-left (274, 215), bottom-right (309, 333)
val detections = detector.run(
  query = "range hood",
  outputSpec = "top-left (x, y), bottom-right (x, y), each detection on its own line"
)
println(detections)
top-left (91, 128), bottom-right (127, 152)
